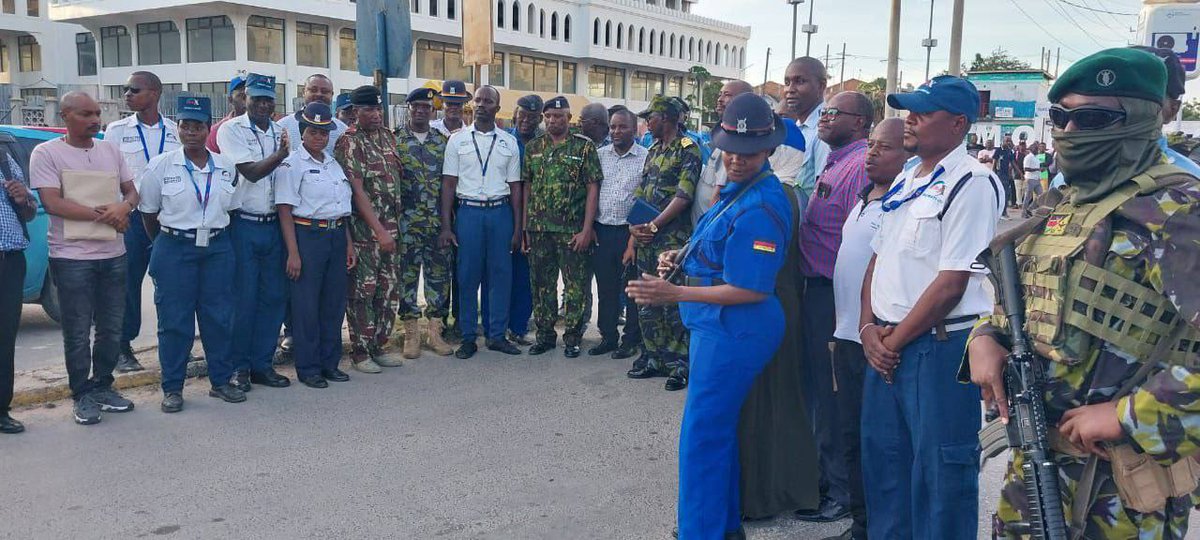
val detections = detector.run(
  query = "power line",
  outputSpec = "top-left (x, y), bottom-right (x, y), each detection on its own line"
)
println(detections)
top-left (1006, 0), bottom-right (1087, 56)
top-left (1055, 0), bottom-right (1136, 16)
top-left (1040, 0), bottom-right (1113, 48)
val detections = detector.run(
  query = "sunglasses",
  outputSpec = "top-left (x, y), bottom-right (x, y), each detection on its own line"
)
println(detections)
top-left (1048, 105), bottom-right (1126, 130)
top-left (820, 108), bottom-right (863, 120)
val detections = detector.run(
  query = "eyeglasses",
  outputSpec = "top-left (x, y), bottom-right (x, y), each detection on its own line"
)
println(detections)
top-left (1048, 105), bottom-right (1126, 131)
top-left (820, 108), bottom-right (864, 120)
top-left (123, 86), bottom-right (143, 95)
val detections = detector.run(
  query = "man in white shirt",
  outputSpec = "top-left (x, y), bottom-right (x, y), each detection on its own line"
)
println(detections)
top-left (105, 71), bottom-right (181, 373)
top-left (431, 80), bottom-right (471, 137)
top-left (439, 86), bottom-right (524, 359)
top-left (1021, 141), bottom-right (1044, 216)
top-left (784, 57), bottom-right (831, 201)
top-left (858, 76), bottom-right (1003, 539)
top-left (277, 74), bottom-right (347, 155)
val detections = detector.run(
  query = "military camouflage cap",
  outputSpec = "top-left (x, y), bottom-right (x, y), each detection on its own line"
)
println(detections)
top-left (638, 95), bottom-right (685, 119)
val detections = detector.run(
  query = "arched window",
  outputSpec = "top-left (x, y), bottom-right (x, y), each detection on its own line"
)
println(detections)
top-left (616, 23), bottom-right (623, 49)
top-left (550, 12), bottom-right (558, 40)
top-left (593, 18), bottom-right (600, 45)
top-left (649, 30), bottom-right (656, 55)
top-left (659, 32), bottom-right (665, 56)
top-left (497, 0), bottom-right (505, 28)
top-left (539, 9), bottom-right (545, 38)
top-left (527, 4), bottom-right (535, 34)
top-left (669, 33), bottom-right (675, 57)
top-left (706, 42), bottom-right (712, 63)
top-left (679, 35), bottom-right (685, 59)
top-left (639, 28), bottom-right (645, 53)
top-left (740, 48), bottom-right (746, 68)
top-left (605, 21), bottom-right (612, 47)
top-left (563, 15), bottom-right (571, 42)
top-left (512, 1), bottom-right (520, 30)
top-left (688, 37), bottom-right (694, 61)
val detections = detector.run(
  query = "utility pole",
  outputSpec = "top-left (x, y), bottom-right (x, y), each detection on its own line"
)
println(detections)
top-left (802, 0), bottom-right (817, 56)
top-left (923, 0), bottom-right (937, 81)
top-left (948, 0), bottom-right (965, 76)
top-left (764, 47), bottom-right (771, 88)
top-left (839, 43), bottom-right (846, 86)
top-left (825, 44), bottom-right (830, 70)
top-left (1039, 46), bottom-right (1046, 71)
top-left (885, 0), bottom-right (901, 116)
top-left (789, 0), bottom-right (802, 59)
top-left (1055, 47), bottom-right (1061, 77)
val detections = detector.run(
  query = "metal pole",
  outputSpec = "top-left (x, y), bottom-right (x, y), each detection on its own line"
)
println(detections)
top-left (925, 0), bottom-right (934, 81)
top-left (1055, 47), bottom-right (1061, 77)
top-left (805, 0), bottom-right (815, 56)
top-left (375, 10), bottom-right (389, 128)
top-left (791, 2), bottom-right (798, 59)
top-left (764, 47), bottom-right (772, 88)
top-left (885, 0), bottom-right (901, 116)
top-left (948, 0), bottom-right (964, 76)
top-left (825, 44), bottom-right (830, 70)
top-left (839, 42), bottom-right (846, 86)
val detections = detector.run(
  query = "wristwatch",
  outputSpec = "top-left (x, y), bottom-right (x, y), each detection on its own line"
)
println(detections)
top-left (648, 221), bottom-right (659, 234)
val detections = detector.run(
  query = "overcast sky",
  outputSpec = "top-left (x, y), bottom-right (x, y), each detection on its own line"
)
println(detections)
top-left (690, 0), bottom-right (1195, 94)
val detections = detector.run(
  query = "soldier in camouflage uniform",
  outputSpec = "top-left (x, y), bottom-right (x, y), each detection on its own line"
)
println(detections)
top-left (395, 88), bottom-right (455, 359)
top-left (335, 85), bottom-right (404, 374)
top-left (522, 96), bottom-right (602, 358)
top-left (625, 96), bottom-right (701, 391)
top-left (967, 49), bottom-right (1200, 539)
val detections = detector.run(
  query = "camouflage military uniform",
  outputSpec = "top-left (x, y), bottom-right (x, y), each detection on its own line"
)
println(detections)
top-left (335, 126), bottom-right (403, 362)
top-left (396, 126), bottom-right (452, 321)
top-left (975, 175), bottom-right (1200, 539)
top-left (635, 133), bottom-right (701, 376)
top-left (523, 132), bottom-right (602, 347)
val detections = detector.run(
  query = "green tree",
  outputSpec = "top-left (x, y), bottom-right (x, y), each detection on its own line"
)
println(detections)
top-left (856, 77), bottom-right (888, 123)
top-left (1183, 99), bottom-right (1200, 121)
top-left (687, 65), bottom-right (713, 128)
top-left (965, 47), bottom-right (1033, 73)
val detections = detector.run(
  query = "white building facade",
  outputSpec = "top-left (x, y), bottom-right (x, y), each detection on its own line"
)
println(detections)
top-left (0, 0), bottom-right (746, 122)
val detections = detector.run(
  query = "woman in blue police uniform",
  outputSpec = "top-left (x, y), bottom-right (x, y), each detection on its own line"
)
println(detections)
top-left (138, 96), bottom-right (243, 413)
top-left (276, 103), bottom-right (355, 389)
top-left (627, 94), bottom-right (793, 540)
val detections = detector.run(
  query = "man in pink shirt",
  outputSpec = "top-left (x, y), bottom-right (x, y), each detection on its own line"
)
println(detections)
top-left (206, 75), bottom-right (246, 153)
top-left (29, 92), bottom-right (139, 426)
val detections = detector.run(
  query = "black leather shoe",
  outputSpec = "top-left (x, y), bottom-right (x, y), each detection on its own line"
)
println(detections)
top-left (0, 414), bottom-right (25, 434)
top-left (321, 369), bottom-right (350, 382)
top-left (664, 374), bottom-right (688, 391)
top-left (208, 384), bottom-right (247, 403)
top-left (251, 369), bottom-right (291, 388)
top-left (230, 370), bottom-right (252, 393)
top-left (506, 331), bottom-right (534, 346)
top-left (564, 344), bottom-right (581, 358)
top-left (794, 497), bottom-right (850, 523)
top-left (588, 339), bottom-right (618, 356)
top-left (300, 375), bottom-right (328, 388)
top-left (626, 363), bottom-right (663, 379)
top-left (528, 341), bottom-right (556, 355)
top-left (160, 393), bottom-right (184, 413)
top-left (115, 343), bottom-right (144, 373)
top-left (611, 342), bottom-right (641, 360)
top-left (487, 339), bottom-right (522, 355)
top-left (455, 342), bottom-right (478, 359)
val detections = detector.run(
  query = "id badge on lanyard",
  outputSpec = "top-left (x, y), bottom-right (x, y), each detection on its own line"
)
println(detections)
top-left (195, 228), bottom-right (210, 248)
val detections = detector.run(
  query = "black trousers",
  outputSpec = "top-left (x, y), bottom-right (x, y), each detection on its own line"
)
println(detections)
top-left (0, 251), bottom-right (23, 414)
top-left (833, 338), bottom-right (868, 537)
top-left (799, 277), bottom-right (848, 505)
top-left (50, 256), bottom-right (126, 399)
top-left (592, 223), bottom-right (641, 345)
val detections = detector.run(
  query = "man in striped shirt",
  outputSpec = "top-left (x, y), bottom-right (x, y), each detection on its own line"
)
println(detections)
top-left (794, 91), bottom-right (874, 524)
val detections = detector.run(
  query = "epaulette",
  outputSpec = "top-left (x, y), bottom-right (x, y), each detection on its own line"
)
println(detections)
top-left (572, 133), bottom-right (592, 143)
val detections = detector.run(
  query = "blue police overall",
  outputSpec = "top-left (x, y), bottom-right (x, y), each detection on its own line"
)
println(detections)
top-left (676, 169), bottom-right (792, 539)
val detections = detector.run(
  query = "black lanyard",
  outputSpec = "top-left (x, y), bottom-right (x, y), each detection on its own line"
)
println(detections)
top-left (134, 118), bottom-right (166, 163)
top-left (471, 131), bottom-right (498, 177)
top-left (251, 123), bottom-right (277, 160)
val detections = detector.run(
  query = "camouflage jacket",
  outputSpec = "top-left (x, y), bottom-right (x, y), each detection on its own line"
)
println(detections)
top-left (635, 133), bottom-right (702, 239)
top-left (395, 126), bottom-right (447, 232)
top-left (335, 126), bottom-right (403, 241)
top-left (523, 132), bottom-right (602, 234)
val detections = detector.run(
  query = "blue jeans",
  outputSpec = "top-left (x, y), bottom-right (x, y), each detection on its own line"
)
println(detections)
top-left (861, 329), bottom-right (980, 540)
top-left (121, 210), bottom-right (152, 344)
top-left (148, 232), bottom-right (235, 393)
top-left (481, 251), bottom-right (532, 336)
top-left (455, 203), bottom-right (513, 341)
top-left (230, 219), bottom-right (287, 374)
top-left (50, 256), bottom-right (127, 399)
top-left (290, 225), bottom-right (348, 378)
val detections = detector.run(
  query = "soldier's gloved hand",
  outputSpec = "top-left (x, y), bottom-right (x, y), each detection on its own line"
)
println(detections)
top-left (438, 228), bottom-right (458, 248)
top-left (968, 335), bottom-right (1010, 424)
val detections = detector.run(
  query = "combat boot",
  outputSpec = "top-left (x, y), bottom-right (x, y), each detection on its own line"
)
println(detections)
top-left (402, 319), bottom-right (421, 359)
top-left (426, 319), bottom-right (454, 356)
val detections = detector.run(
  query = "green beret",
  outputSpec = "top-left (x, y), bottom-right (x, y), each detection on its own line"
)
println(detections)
top-left (1048, 48), bottom-right (1167, 104)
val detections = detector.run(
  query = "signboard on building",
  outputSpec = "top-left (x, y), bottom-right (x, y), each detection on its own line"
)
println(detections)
top-left (1139, 3), bottom-right (1200, 79)
top-left (995, 107), bottom-right (1014, 119)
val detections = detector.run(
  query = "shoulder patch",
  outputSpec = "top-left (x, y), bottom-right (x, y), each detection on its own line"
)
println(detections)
top-left (680, 137), bottom-right (694, 148)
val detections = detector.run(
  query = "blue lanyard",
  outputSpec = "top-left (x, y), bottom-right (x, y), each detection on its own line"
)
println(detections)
top-left (134, 118), bottom-right (166, 163)
top-left (880, 166), bottom-right (945, 213)
top-left (251, 123), bottom-right (277, 160)
top-left (183, 154), bottom-right (215, 220)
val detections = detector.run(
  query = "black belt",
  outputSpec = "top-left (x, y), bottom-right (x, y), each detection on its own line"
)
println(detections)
top-left (161, 226), bottom-right (226, 240)
top-left (233, 210), bottom-right (278, 223)
top-left (875, 314), bottom-right (979, 340)
top-left (803, 276), bottom-right (833, 287)
top-left (683, 276), bottom-right (725, 287)
top-left (457, 196), bottom-right (510, 208)
top-left (0, 249), bottom-right (23, 260)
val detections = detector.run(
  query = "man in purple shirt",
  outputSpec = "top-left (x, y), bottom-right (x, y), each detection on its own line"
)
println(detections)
top-left (794, 91), bottom-right (874, 523)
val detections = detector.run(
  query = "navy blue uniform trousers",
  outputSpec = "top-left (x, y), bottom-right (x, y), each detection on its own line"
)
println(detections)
top-left (122, 210), bottom-right (152, 344)
top-left (455, 203), bottom-right (514, 342)
top-left (480, 252), bottom-right (532, 336)
top-left (230, 218), bottom-right (287, 375)
top-left (289, 225), bottom-right (348, 379)
top-left (148, 231), bottom-right (235, 393)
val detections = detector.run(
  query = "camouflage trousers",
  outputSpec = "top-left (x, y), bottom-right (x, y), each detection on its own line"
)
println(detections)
top-left (398, 226), bottom-right (453, 321)
top-left (347, 240), bottom-right (400, 361)
top-left (994, 449), bottom-right (1194, 539)
top-left (635, 236), bottom-right (688, 377)
top-left (528, 231), bottom-right (593, 346)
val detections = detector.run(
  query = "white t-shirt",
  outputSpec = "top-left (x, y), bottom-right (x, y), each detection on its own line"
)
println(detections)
top-left (833, 194), bottom-right (884, 343)
top-left (870, 144), bottom-right (1003, 324)
top-left (442, 125), bottom-right (521, 200)
top-left (1023, 153), bottom-right (1042, 182)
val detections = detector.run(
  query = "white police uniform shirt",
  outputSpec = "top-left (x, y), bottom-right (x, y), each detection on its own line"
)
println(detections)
top-left (137, 148), bottom-right (238, 231)
top-left (215, 113), bottom-right (285, 215)
top-left (104, 114), bottom-right (181, 192)
top-left (442, 125), bottom-right (521, 201)
top-left (869, 144), bottom-right (1003, 324)
top-left (276, 113), bottom-right (348, 157)
top-left (275, 149), bottom-right (353, 220)
top-left (430, 118), bottom-right (465, 138)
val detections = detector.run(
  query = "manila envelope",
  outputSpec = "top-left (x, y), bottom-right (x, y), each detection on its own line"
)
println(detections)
top-left (61, 169), bottom-right (120, 241)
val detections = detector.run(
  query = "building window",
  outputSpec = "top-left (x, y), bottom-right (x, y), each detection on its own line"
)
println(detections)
top-left (497, 1), bottom-right (504, 28)
top-left (511, 1), bottom-right (519, 31)
top-left (527, 4), bottom-right (534, 34)
top-left (617, 23), bottom-right (623, 49)
top-left (187, 81), bottom-right (227, 95)
top-left (447, 0), bottom-right (455, 20)
top-left (137, 21), bottom-right (180, 65)
top-left (550, 12), bottom-right (557, 40)
top-left (274, 83), bottom-right (286, 113)
top-left (187, 16), bottom-right (235, 63)
top-left (296, 21), bottom-right (329, 68)
top-left (510, 54), bottom-right (557, 93)
top-left (2, 0), bottom-right (12, 15)
top-left (339, 28), bottom-right (356, 71)
top-left (248, 15), bottom-right (284, 64)
top-left (17, 35), bottom-right (39, 72)
top-left (631, 71), bottom-right (664, 102)
top-left (488, 52), bottom-right (505, 86)
top-left (668, 76), bottom-right (683, 97)
top-left (415, 40), bottom-right (473, 82)
top-left (539, 9), bottom-right (545, 38)
top-left (75, 33), bottom-right (97, 76)
top-left (0, 40), bottom-right (7, 73)
top-left (428, 0), bottom-right (437, 17)
top-left (588, 65), bottom-right (624, 99)
top-left (593, 18), bottom-right (599, 45)
top-left (25, 0), bottom-right (35, 17)
top-left (411, 0), bottom-right (418, 13)
top-left (562, 62), bottom-right (576, 94)
top-left (100, 26), bottom-right (132, 67)
top-left (563, 15), bottom-right (571, 42)
top-left (605, 21), bottom-right (611, 47)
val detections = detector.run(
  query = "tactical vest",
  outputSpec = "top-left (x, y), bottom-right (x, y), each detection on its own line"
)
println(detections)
top-left (1013, 164), bottom-right (1200, 367)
